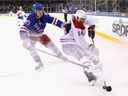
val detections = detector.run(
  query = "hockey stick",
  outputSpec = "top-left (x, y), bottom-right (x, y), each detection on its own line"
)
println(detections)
top-left (90, 37), bottom-right (95, 46)
top-left (36, 48), bottom-right (89, 68)
top-left (92, 38), bottom-right (95, 45)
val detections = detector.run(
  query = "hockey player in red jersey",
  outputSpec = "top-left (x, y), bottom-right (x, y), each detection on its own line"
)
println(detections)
top-left (60, 10), bottom-right (112, 92)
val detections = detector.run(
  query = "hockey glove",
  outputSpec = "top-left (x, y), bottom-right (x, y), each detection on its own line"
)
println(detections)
top-left (63, 23), bottom-right (71, 34)
top-left (88, 25), bottom-right (95, 39)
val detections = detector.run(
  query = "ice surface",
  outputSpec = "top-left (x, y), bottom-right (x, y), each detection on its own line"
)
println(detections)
top-left (0, 16), bottom-right (127, 96)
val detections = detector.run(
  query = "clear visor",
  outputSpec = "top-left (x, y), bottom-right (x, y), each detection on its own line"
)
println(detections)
top-left (78, 17), bottom-right (85, 22)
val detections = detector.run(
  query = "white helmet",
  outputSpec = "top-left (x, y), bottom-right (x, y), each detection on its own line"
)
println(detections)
top-left (75, 10), bottom-right (86, 19)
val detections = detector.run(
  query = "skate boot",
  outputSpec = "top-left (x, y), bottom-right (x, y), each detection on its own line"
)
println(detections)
top-left (35, 63), bottom-right (43, 71)
top-left (102, 81), bottom-right (112, 92)
top-left (84, 70), bottom-right (97, 86)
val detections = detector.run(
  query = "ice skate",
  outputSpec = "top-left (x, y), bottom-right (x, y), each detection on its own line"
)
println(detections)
top-left (84, 70), bottom-right (97, 86)
top-left (102, 81), bottom-right (112, 92)
top-left (35, 63), bottom-right (43, 71)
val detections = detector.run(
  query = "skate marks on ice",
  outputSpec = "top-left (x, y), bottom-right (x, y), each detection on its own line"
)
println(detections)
top-left (0, 72), bottom-right (24, 78)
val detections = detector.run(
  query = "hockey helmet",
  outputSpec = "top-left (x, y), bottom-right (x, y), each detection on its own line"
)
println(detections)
top-left (75, 10), bottom-right (86, 19)
top-left (32, 3), bottom-right (44, 12)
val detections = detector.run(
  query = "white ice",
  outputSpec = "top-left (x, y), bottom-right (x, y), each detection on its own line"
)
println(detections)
top-left (0, 16), bottom-right (128, 96)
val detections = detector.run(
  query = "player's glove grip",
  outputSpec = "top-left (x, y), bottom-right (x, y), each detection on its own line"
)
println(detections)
top-left (63, 23), bottom-right (71, 34)
top-left (88, 25), bottom-right (95, 39)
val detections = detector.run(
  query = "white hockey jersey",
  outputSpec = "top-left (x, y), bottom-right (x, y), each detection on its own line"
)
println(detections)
top-left (60, 15), bottom-right (95, 49)
top-left (16, 10), bottom-right (26, 19)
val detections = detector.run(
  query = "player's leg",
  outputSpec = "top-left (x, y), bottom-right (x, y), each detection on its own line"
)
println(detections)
top-left (62, 44), bottom-right (98, 84)
top-left (62, 43), bottom-right (110, 88)
top-left (62, 44), bottom-right (84, 61)
top-left (39, 34), bottom-right (67, 60)
top-left (86, 60), bottom-right (112, 92)
top-left (80, 55), bottom-right (99, 85)
top-left (81, 43), bottom-right (103, 84)
top-left (84, 47), bottom-right (112, 91)
top-left (20, 29), bottom-right (43, 70)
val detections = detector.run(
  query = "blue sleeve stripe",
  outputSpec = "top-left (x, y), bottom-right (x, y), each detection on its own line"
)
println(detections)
top-left (56, 20), bottom-right (64, 28)
top-left (46, 14), bottom-right (54, 24)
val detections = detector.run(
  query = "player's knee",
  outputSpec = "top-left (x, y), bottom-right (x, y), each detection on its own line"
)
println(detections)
top-left (89, 45), bottom-right (99, 56)
top-left (22, 39), bottom-right (32, 50)
top-left (20, 30), bottom-right (29, 40)
top-left (62, 44), bottom-right (82, 60)
top-left (39, 34), bottom-right (51, 45)
top-left (22, 41), bottom-right (29, 49)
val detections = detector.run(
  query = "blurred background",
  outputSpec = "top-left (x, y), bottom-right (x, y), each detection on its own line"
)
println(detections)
top-left (0, 0), bottom-right (128, 16)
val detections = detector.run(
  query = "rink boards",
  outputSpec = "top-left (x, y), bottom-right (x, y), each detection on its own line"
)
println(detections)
top-left (49, 13), bottom-right (128, 47)
top-left (0, 13), bottom-right (128, 47)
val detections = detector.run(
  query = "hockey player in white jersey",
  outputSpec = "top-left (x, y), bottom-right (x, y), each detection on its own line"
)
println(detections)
top-left (60, 10), bottom-right (112, 92)
top-left (16, 6), bottom-right (26, 26)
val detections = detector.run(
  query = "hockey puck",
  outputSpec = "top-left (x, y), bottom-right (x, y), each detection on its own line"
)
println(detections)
top-left (103, 86), bottom-right (112, 92)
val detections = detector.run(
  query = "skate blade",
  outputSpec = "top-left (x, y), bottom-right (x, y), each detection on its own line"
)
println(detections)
top-left (89, 80), bottom-right (97, 86)
top-left (35, 65), bottom-right (44, 72)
